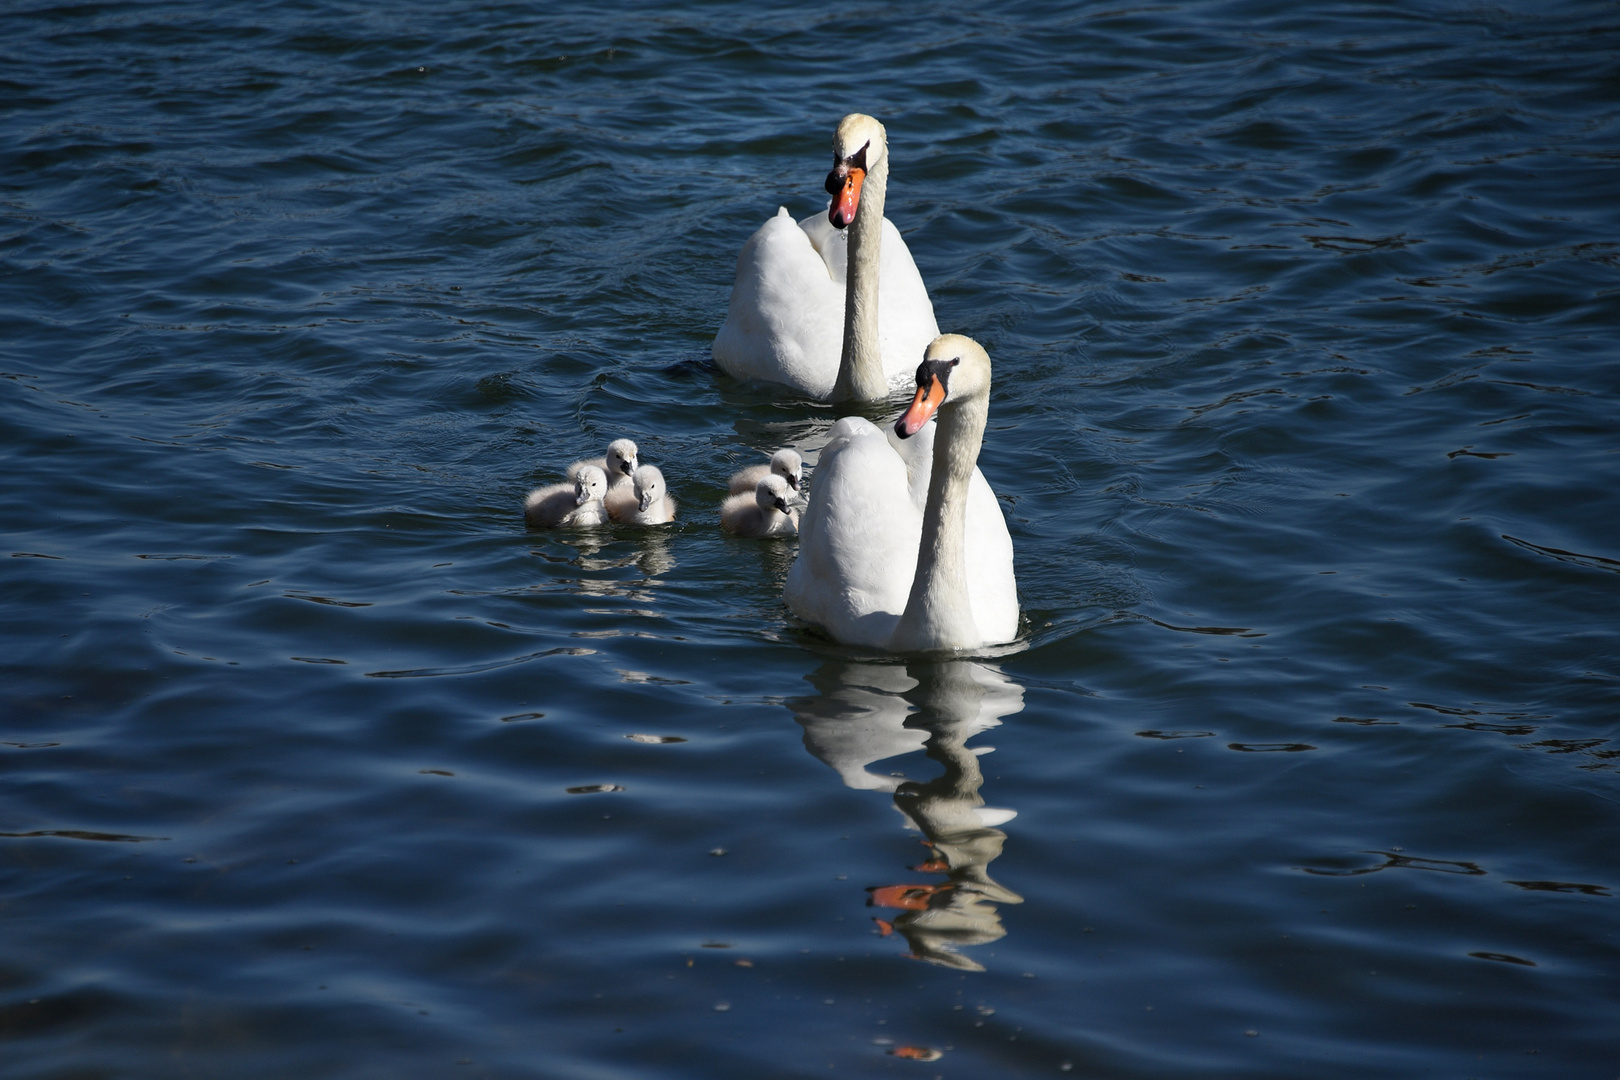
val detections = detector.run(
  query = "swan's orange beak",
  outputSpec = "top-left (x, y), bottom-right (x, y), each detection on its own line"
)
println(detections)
top-left (828, 167), bottom-right (864, 229)
top-left (895, 373), bottom-right (947, 438)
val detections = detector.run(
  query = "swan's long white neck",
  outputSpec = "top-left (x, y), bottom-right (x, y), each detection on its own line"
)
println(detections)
top-left (890, 392), bottom-right (987, 652)
top-left (832, 151), bottom-right (889, 402)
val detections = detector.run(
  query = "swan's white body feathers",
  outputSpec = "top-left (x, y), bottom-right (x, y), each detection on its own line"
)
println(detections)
top-left (785, 415), bottom-right (1016, 648)
top-left (713, 207), bottom-right (938, 400)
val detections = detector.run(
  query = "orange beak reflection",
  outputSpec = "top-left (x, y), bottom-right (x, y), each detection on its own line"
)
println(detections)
top-left (867, 882), bottom-right (957, 911)
top-left (895, 374), bottom-right (947, 438)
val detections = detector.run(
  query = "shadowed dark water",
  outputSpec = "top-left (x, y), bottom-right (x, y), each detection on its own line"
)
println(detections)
top-left (3, 1), bottom-right (1618, 1076)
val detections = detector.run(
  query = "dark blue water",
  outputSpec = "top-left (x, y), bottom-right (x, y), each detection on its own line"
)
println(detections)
top-left (4, 1), bottom-right (1618, 1076)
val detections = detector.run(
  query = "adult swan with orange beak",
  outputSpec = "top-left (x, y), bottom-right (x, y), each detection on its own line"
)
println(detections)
top-left (785, 334), bottom-right (1019, 652)
top-left (713, 114), bottom-right (940, 401)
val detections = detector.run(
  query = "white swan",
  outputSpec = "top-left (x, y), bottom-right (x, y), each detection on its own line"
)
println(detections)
top-left (728, 448), bottom-right (802, 496)
top-left (607, 464), bottom-right (677, 525)
top-left (525, 465), bottom-right (609, 529)
top-left (567, 439), bottom-right (638, 492)
top-left (721, 474), bottom-right (799, 538)
top-left (713, 113), bottom-right (939, 401)
top-left (785, 334), bottom-right (1018, 651)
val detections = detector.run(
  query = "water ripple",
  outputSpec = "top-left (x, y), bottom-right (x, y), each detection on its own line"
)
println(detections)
top-left (2, 1), bottom-right (1618, 1077)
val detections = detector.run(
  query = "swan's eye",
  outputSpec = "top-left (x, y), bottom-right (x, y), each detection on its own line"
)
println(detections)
top-left (824, 142), bottom-right (870, 195)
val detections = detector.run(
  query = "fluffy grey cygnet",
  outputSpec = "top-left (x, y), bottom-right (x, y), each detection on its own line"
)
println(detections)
top-left (565, 465), bottom-right (610, 526)
top-left (525, 465), bottom-right (609, 529)
top-left (607, 464), bottom-right (677, 525)
top-left (720, 473), bottom-right (799, 538)
top-left (567, 438), bottom-right (638, 491)
top-left (728, 448), bottom-right (802, 496)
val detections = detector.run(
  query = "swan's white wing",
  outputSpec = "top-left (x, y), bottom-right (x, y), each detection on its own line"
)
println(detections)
top-left (799, 212), bottom-right (939, 390)
top-left (798, 209), bottom-right (845, 279)
top-left (713, 207), bottom-right (843, 398)
top-left (885, 419), bottom-right (934, 514)
top-left (785, 417), bottom-right (919, 646)
top-left (873, 219), bottom-right (940, 385)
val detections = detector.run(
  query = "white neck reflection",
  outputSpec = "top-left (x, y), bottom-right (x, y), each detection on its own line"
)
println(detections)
top-left (791, 659), bottom-right (1025, 972)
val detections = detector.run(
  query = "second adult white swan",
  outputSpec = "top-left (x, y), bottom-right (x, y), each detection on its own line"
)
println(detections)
top-left (785, 334), bottom-right (1018, 651)
top-left (712, 113), bottom-right (939, 401)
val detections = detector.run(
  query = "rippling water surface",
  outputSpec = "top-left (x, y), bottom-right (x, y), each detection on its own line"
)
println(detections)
top-left (4, 1), bottom-right (1619, 1076)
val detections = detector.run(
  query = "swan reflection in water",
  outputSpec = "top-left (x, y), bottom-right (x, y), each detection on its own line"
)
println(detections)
top-left (528, 531), bottom-right (677, 617)
top-left (791, 659), bottom-right (1024, 971)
